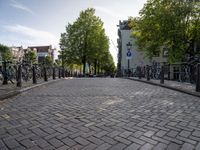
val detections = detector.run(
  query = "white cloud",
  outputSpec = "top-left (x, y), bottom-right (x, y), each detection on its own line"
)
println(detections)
top-left (4, 24), bottom-right (59, 47)
top-left (10, 0), bottom-right (34, 15)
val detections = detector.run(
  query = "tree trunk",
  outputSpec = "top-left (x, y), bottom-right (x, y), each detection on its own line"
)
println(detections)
top-left (88, 63), bottom-right (91, 74)
top-left (94, 60), bottom-right (97, 75)
top-left (97, 62), bottom-right (100, 74)
top-left (83, 55), bottom-right (86, 75)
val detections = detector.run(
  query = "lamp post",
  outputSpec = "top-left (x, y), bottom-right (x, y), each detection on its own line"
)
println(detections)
top-left (126, 42), bottom-right (132, 76)
top-left (60, 45), bottom-right (65, 78)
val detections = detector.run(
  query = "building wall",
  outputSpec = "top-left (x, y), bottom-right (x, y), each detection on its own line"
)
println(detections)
top-left (28, 45), bottom-right (54, 63)
top-left (120, 28), bottom-right (150, 73)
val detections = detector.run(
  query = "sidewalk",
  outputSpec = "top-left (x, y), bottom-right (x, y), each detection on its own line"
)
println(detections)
top-left (126, 77), bottom-right (200, 98)
top-left (0, 78), bottom-right (62, 100)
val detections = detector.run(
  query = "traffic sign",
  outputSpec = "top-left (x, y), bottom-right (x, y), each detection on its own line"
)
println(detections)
top-left (126, 50), bottom-right (132, 59)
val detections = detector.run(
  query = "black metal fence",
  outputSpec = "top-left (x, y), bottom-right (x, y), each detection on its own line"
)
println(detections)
top-left (122, 63), bottom-right (200, 92)
top-left (0, 61), bottom-right (68, 87)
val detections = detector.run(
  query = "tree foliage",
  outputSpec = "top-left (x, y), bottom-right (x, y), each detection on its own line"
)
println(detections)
top-left (0, 44), bottom-right (12, 61)
top-left (60, 8), bottom-right (115, 74)
top-left (24, 49), bottom-right (37, 64)
top-left (44, 56), bottom-right (53, 66)
top-left (129, 0), bottom-right (200, 63)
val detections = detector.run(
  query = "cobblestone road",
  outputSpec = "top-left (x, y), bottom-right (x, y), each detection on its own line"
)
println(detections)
top-left (0, 78), bottom-right (200, 150)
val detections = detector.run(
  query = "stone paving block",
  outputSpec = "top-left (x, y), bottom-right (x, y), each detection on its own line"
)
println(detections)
top-left (87, 136), bottom-right (104, 145)
top-left (74, 137), bottom-right (90, 146)
top-left (196, 142), bottom-right (200, 150)
top-left (81, 131), bottom-right (96, 138)
top-left (140, 136), bottom-right (158, 145)
top-left (156, 130), bottom-right (167, 137)
top-left (82, 143), bottom-right (97, 150)
top-left (34, 139), bottom-right (50, 148)
top-left (192, 130), bottom-right (200, 137)
top-left (0, 139), bottom-right (5, 148)
top-left (61, 137), bottom-right (77, 147)
top-left (119, 131), bottom-right (132, 138)
top-left (95, 143), bottom-right (111, 150)
top-left (56, 145), bottom-right (70, 150)
top-left (153, 143), bottom-right (167, 150)
top-left (167, 143), bottom-right (181, 150)
top-left (94, 130), bottom-right (108, 138)
top-left (101, 136), bottom-right (118, 145)
top-left (48, 138), bottom-right (64, 148)
top-left (128, 136), bottom-right (145, 145)
top-left (147, 121), bottom-right (157, 127)
top-left (42, 145), bottom-right (55, 150)
top-left (133, 131), bottom-right (144, 138)
top-left (26, 146), bottom-right (42, 150)
top-left (13, 146), bottom-right (27, 150)
top-left (0, 146), bottom-right (9, 150)
top-left (179, 130), bottom-right (191, 138)
top-left (44, 132), bottom-right (61, 140)
top-left (181, 143), bottom-right (195, 150)
top-left (144, 131), bottom-right (155, 137)
top-left (167, 130), bottom-right (179, 137)
top-left (114, 136), bottom-right (131, 145)
top-left (189, 135), bottom-right (200, 142)
top-left (20, 139), bottom-right (36, 148)
top-left (3, 139), bottom-right (21, 149)
top-left (152, 136), bottom-right (170, 144)
top-left (140, 143), bottom-right (154, 150)
top-left (107, 130), bottom-right (121, 138)
top-left (109, 143), bottom-right (127, 150)
top-left (124, 143), bottom-right (140, 150)
top-left (176, 136), bottom-right (197, 145)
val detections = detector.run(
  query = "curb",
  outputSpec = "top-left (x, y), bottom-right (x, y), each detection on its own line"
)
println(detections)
top-left (0, 78), bottom-right (66, 101)
top-left (125, 77), bottom-right (200, 98)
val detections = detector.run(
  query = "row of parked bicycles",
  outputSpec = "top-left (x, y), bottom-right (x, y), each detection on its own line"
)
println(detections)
top-left (123, 62), bottom-right (199, 84)
top-left (0, 61), bottom-right (55, 84)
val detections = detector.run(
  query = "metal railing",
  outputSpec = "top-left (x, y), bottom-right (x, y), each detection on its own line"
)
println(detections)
top-left (0, 61), bottom-right (67, 87)
top-left (121, 63), bottom-right (200, 92)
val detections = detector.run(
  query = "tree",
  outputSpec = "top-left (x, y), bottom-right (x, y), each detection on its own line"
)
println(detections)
top-left (43, 56), bottom-right (53, 66)
top-left (60, 8), bottom-right (115, 74)
top-left (0, 44), bottom-right (12, 61)
top-left (129, 0), bottom-right (200, 63)
top-left (24, 49), bottom-right (37, 64)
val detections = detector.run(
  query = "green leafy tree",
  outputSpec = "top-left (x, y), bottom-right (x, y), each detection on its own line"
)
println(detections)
top-left (0, 44), bottom-right (12, 61)
top-left (129, 0), bottom-right (200, 63)
top-left (60, 8), bottom-right (115, 74)
top-left (44, 56), bottom-right (53, 66)
top-left (24, 49), bottom-right (37, 64)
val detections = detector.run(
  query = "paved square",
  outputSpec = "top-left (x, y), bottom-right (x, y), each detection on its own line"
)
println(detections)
top-left (0, 78), bottom-right (200, 150)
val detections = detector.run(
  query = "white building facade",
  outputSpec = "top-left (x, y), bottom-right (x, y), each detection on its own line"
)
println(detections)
top-left (117, 20), bottom-right (150, 76)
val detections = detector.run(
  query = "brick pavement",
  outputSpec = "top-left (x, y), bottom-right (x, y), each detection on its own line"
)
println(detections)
top-left (0, 78), bottom-right (200, 150)
top-left (0, 78), bottom-right (59, 100)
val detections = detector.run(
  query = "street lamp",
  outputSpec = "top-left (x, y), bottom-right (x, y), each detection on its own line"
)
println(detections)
top-left (126, 42), bottom-right (132, 76)
top-left (60, 45), bottom-right (65, 78)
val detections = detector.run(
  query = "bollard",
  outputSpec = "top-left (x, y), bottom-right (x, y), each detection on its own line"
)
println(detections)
top-left (138, 67), bottom-right (142, 79)
top-left (2, 61), bottom-right (8, 85)
top-left (44, 67), bottom-right (48, 81)
top-left (62, 68), bottom-right (65, 78)
top-left (53, 67), bottom-right (56, 80)
top-left (58, 68), bottom-right (61, 78)
top-left (146, 65), bottom-right (150, 81)
top-left (196, 63), bottom-right (200, 92)
top-left (32, 66), bottom-right (37, 84)
top-left (16, 65), bottom-right (22, 87)
top-left (160, 66), bottom-right (164, 84)
top-left (168, 64), bottom-right (170, 80)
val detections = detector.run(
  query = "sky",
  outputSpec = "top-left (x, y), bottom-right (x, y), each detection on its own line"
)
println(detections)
top-left (0, 0), bottom-right (147, 64)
